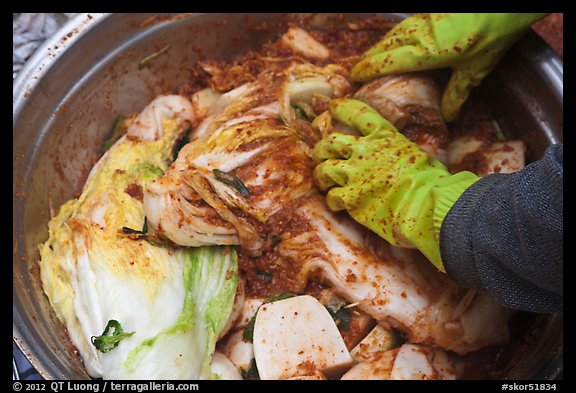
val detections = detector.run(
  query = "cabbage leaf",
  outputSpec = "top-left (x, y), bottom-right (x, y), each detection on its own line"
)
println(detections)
top-left (38, 95), bottom-right (239, 379)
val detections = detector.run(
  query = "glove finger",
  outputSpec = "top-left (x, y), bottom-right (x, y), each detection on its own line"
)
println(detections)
top-left (360, 26), bottom-right (416, 58)
top-left (352, 45), bottom-right (432, 82)
top-left (441, 58), bottom-right (497, 122)
top-left (325, 186), bottom-right (350, 212)
top-left (329, 99), bottom-right (397, 137)
top-left (312, 133), bottom-right (360, 163)
top-left (352, 14), bottom-right (455, 82)
top-left (360, 13), bottom-right (436, 57)
top-left (313, 159), bottom-right (351, 191)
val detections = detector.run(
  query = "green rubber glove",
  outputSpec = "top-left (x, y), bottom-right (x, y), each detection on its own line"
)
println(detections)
top-left (351, 13), bottom-right (547, 122)
top-left (313, 99), bottom-right (479, 270)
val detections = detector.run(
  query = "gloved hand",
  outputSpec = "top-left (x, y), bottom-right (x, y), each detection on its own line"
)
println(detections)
top-left (351, 13), bottom-right (547, 121)
top-left (313, 99), bottom-right (479, 270)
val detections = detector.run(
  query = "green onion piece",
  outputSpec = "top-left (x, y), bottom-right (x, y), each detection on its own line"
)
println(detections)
top-left (102, 115), bottom-right (127, 152)
top-left (241, 358), bottom-right (260, 380)
top-left (324, 296), bottom-right (347, 315)
top-left (327, 306), bottom-right (352, 331)
top-left (213, 169), bottom-right (250, 196)
top-left (264, 292), bottom-right (298, 303)
top-left (242, 315), bottom-right (257, 343)
top-left (121, 226), bottom-right (144, 235)
top-left (291, 101), bottom-right (316, 122)
top-left (91, 320), bottom-right (135, 353)
top-left (243, 292), bottom-right (298, 342)
top-left (172, 132), bottom-right (190, 161)
top-left (323, 297), bottom-right (353, 331)
top-left (138, 45), bottom-right (170, 70)
top-left (121, 217), bottom-right (148, 239)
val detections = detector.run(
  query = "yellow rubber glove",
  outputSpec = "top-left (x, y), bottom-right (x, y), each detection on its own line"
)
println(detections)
top-left (352, 13), bottom-right (547, 121)
top-left (313, 99), bottom-right (479, 270)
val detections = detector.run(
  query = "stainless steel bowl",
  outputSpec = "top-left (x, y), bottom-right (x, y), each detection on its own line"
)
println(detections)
top-left (13, 13), bottom-right (563, 380)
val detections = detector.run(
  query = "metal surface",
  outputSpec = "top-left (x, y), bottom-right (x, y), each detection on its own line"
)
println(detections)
top-left (13, 355), bottom-right (20, 380)
top-left (13, 13), bottom-right (562, 380)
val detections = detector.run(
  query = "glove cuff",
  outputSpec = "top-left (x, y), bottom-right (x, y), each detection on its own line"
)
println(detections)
top-left (394, 170), bottom-right (478, 272)
top-left (430, 171), bottom-right (479, 269)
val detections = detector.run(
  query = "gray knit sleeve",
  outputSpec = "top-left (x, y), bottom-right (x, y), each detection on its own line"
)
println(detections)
top-left (440, 144), bottom-right (563, 313)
